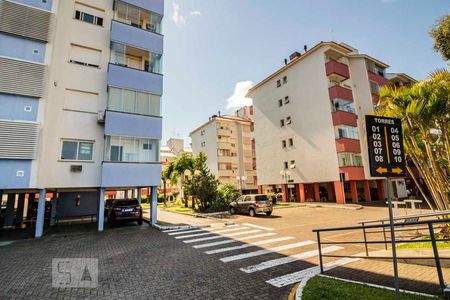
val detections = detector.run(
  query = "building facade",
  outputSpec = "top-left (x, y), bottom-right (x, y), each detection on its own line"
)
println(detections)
top-left (190, 113), bottom-right (258, 193)
top-left (248, 41), bottom-right (412, 203)
top-left (0, 0), bottom-right (163, 236)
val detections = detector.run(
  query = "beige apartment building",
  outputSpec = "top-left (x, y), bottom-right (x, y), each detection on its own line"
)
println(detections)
top-left (190, 112), bottom-right (258, 193)
top-left (247, 41), bottom-right (415, 204)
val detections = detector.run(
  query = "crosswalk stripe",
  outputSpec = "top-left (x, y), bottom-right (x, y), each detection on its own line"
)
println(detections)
top-left (183, 230), bottom-right (261, 244)
top-left (242, 223), bottom-right (275, 231)
top-left (205, 237), bottom-right (295, 255)
top-left (209, 227), bottom-right (249, 233)
top-left (265, 257), bottom-right (360, 288)
top-left (239, 232), bottom-right (277, 241)
top-left (168, 229), bottom-right (204, 236)
top-left (240, 246), bottom-right (343, 273)
top-left (162, 227), bottom-right (197, 233)
top-left (220, 241), bottom-right (315, 263)
top-left (174, 232), bottom-right (215, 239)
top-left (193, 239), bottom-right (238, 249)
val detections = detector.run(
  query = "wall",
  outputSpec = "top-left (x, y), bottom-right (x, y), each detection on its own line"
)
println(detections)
top-left (0, 33), bottom-right (46, 63)
top-left (57, 191), bottom-right (99, 218)
top-left (0, 93), bottom-right (39, 121)
top-left (0, 160), bottom-right (31, 189)
top-left (190, 121), bottom-right (219, 178)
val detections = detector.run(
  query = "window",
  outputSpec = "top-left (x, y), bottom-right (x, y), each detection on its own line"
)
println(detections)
top-left (338, 153), bottom-right (363, 167)
top-left (331, 98), bottom-right (355, 114)
top-left (201, 142), bottom-right (206, 147)
top-left (277, 80), bottom-right (281, 88)
top-left (75, 10), bottom-right (103, 26)
top-left (105, 136), bottom-right (159, 162)
top-left (286, 116), bottom-right (292, 125)
top-left (369, 81), bottom-right (380, 94)
top-left (284, 161), bottom-right (288, 169)
top-left (61, 140), bottom-right (94, 161)
top-left (114, 0), bottom-right (162, 34)
top-left (290, 160), bottom-right (296, 168)
top-left (282, 140), bottom-right (286, 148)
top-left (283, 76), bottom-right (287, 84)
top-left (289, 138), bottom-right (293, 146)
top-left (278, 99), bottom-right (283, 107)
top-left (280, 119), bottom-right (285, 127)
top-left (110, 42), bottom-right (162, 74)
top-left (69, 44), bottom-right (101, 68)
top-left (201, 130), bottom-right (205, 136)
top-left (335, 125), bottom-right (359, 139)
top-left (108, 87), bottom-right (161, 116)
top-left (284, 96), bottom-right (290, 104)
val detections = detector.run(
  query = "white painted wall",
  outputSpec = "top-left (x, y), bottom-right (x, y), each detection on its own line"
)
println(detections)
top-left (190, 121), bottom-right (219, 178)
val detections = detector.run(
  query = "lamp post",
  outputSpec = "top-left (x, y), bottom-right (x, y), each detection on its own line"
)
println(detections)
top-left (236, 175), bottom-right (247, 194)
top-left (280, 170), bottom-right (291, 201)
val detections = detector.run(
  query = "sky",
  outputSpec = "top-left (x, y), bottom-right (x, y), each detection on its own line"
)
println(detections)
top-left (161, 0), bottom-right (449, 146)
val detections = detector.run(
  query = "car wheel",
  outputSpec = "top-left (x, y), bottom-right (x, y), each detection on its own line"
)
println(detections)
top-left (138, 219), bottom-right (143, 225)
top-left (265, 211), bottom-right (272, 216)
top-left (230, 207), bottom-right (236, 215)
top-left (249, 208), bottom-right (256, 217)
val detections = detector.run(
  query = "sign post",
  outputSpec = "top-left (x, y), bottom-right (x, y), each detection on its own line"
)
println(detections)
top-left (365, 115), bottom-right (406, 300)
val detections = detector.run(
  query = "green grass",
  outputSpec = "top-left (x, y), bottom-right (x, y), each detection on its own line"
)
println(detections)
top-left (140, 203), bottom-right (150, 209)
top-left (164, 206), bottom-right (195, 214)
top-left (302, 276), bottom-right (434, 300)
top-left (397, 236), bottom-right (450, 249)
top-left (274, 202), bottom-right (298, 207)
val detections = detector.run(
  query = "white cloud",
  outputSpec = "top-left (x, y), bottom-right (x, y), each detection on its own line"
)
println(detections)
top-left (171, 3), bottom-right (201, 27)
top-left (226, 81), bottom-right (254, 110)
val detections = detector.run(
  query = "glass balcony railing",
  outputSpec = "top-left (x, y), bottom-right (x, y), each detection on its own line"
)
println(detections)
top-left (110, 41), bottom-right (162, 74)
top-left (114, 0), bottom-right (162, 34)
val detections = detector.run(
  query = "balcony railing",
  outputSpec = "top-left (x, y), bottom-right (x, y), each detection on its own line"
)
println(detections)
top-left (328, 85), bottom-right (353, 102)
top-left (335, 138), bottom-right (361, 153)
top-left (325, 60), bottom-right (350, 82)
top-left (368, 71), bottom-right (390, 87)
top-left (331, 111), bottom-right (357, 127)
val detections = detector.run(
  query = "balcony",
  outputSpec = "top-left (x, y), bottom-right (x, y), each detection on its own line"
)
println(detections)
top-left (325, 60), bottom-right (350, 82)
top-left (217, 141), bottom-right (232, 150)
top-left (217, 128), bottom-right (231, 136)
top-left (219, 169), bottom-right (235, 177)
top-left (368, 71), bottom-right (390, 87)
top-left (104, 110), bottom-right (162, 139)
top-left (121, 0), bottom-right (164, 15)
top-left (101, 162), bottom-right (161, 188)
top-left (111, 20), bottom-right (163, 55)
top-left (218, 155), bottom-right (237, 164)
top-left (332, 111), bottom-right (357, 127)
top-left (328, 85), bottom-right (353, 102)
top-left (335, 138), bottom-right (361, 153)
top-left (108, 63), bottom-right (162, 95)
top-left (339, 166), bottom-right (365, 181)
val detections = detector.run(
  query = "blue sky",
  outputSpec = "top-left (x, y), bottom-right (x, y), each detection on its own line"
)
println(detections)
top-left (161, 0), bottom-right (449, 145)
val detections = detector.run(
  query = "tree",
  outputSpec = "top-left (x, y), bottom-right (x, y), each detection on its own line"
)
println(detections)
top-left (377, 70), bottom-right (450, 210)
top-left (161, 162), bottom-right (175, 207)
top-left (430, 15), bottom-right (450, 61)
top-left (172, 152), bottom-right (196, 207)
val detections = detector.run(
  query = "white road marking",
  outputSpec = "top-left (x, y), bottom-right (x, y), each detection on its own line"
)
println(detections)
top-left (209, 227), bottom-right (249, 233)
top-left (266, 257), bottom-right (360, 288)
top-left (239, 232), bottom-right (277, 240)
top-left (220, 241), bottom-right (316, 263)
top-left (242, 223), bottom-right (275, 231)
top-left (168, 229), bottom-right (204, 235)
top-left (205, 237), bottom-right (295, 255)
top-left (193, 239), bottom-right (238, 249)
top-left (174, 232), bottom-right (216, 239)
top-left (183, 230), bottom-right (261, 244)
top-left (162, 227), bottom-right (197, 233)
top-left (240, 246), bottom-right (343, 273)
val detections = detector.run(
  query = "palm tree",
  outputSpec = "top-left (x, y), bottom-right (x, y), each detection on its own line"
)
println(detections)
top-left (172, 152), bottom-right (196, 207)
top-left (378, 69), bottom-right (450, 210)
top-left (161, 162), bottom-right (175, 207)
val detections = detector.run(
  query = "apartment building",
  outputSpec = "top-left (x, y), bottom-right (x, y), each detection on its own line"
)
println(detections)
top-left (248, 41), bottom-right (414, 203)
top-left (190, 113), bottom-right (258, 193)
top-left (0, 0), bottom-right (163, 237)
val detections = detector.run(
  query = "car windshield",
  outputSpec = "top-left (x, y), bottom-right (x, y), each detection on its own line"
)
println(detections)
top-left (255, 195), bottom-right (268, 201)
top-left (115, 199), bottom-right (139, 206)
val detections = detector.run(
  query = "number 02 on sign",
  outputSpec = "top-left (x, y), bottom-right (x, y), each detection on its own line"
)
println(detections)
top-left (365, 115), bottom-right (406, 177)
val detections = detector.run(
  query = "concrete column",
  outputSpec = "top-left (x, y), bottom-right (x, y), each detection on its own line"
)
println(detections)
top-left (281, 184), bottom-right (288, 202)
top-left (137, 188), bottom-right (142, 204)
top-left (296, 183), bottom-right (305, 202)
top-left (35, 189), bottom-right (46, 238)
top-left (313, 183), bottom-right (320, 202)
top-left (26, 193), bottom-right (36, 220)
top-left (4, 193), bottom-right (16, 227)
top-left (377, 180), bottom-right (386, 201)
top-left (272, 185), bottom-right (277, 193)
top-left (132, 189), bottom-right (136, 199)
top-left (327, 182), bottom-right (335, 202)
top-left (334, 181), bottom-right (345, 204)
top-left (15, 193), bottom-right (26, 225)
top-left (350, 180), bottom-right (358, 204)
top-left (257, 185), bottom-right (263, 194)
top-left (363, 180), bottom-right (372, 204)
top-left (125, 190), bottom-right (129, 199)
top-left (150, 186), bottom-right (157, 225)
top-left (50, 191), bottom-right (57, 226)
top-left (98, 188), bottom-right (105, 232)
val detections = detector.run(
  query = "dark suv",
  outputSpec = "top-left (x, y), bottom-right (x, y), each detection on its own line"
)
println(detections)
top-left (108, 199), bottom-right (142, 227)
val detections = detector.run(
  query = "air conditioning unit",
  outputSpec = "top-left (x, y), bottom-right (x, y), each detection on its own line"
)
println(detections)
top-left (97, 110), bottom-right (105, 123)
top-left (70, 165), bottom-right (82, 173)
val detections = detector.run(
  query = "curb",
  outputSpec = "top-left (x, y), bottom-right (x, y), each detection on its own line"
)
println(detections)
top-left (150, 223), bottom-right (211, 231)
top-left (304, 203), bottom-right (363, 210)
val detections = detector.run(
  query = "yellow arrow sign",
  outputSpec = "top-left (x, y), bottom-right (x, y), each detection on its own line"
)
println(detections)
top-left (392, 167), bottom-right (403, 174)
top-left (376, 167), bottom-right (388, 174)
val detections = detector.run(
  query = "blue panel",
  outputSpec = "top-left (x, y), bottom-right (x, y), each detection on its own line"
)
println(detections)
top-left (57, 192), bottom-right (99, 218)
top-left (0, 93), bottom-right (39, 121)
top-left (0, 160), bottom-right (31, 189)
top-left (0, 33), bottom-right (46, 63)
top-left (108, 64), bottom-right (163, 95)
top-left (111, 21), bottom-right (163, 54)
top-left (101, 162), bottom-right (161, 187)
top-left (104, 110), bottom-right (162, 139)
top-left (122, 0), bottom-right (163, 15)
top-left (11, 0), bottom-right (52, 11)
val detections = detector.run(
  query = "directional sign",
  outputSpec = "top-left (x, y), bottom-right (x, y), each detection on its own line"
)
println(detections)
top-left (365, 115), bottom-right (406, 177)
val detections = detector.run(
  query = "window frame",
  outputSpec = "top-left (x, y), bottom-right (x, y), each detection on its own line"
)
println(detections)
top-left (74, 10), bottom-right (104, 27)
top-left (60, 139), bottom-right (95, 162)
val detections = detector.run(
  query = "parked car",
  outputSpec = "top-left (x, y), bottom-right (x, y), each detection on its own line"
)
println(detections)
top-left (108, 199), bottom-right (142, 227)
top-left (229, 194), bottom-right (273, 217)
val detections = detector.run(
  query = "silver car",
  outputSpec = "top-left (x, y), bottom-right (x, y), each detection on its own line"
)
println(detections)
top-left (229, 194), bottom-right (273, 217)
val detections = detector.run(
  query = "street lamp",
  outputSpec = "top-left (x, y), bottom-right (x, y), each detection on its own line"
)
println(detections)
top-left (280, 170), bottom-right (291, 201)
top-left (236, 175), bottom-right (247, 194)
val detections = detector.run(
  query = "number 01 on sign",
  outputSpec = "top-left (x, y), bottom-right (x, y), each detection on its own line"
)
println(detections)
top-left (365, 115), bottom-right (406, 177)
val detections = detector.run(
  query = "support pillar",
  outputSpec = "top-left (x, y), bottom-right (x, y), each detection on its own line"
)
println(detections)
top-left (150, 186), bottom-right (157, 225)
top-left (257, 185), bottom-right (263, 194)
top-left (363, 180), bottom-right (372, 204)
top-left (98, 188), bottom-right (105, 232)
top-left (26, 193), bottom-right (36, 220)
top-left (272, 185), bottom-right (277, 193)
top-left (327, 182), bottom-right (334, 202)
top-left (334, 181), bottom-right (345, 204)
top-left (132, 189), bottom-right (136, 199)
top-left (35, 189), bottom-right (46, 238)
top-left (50, 191), bottom-right (57, 226)
top-left (350, 180), bottom-right (358, 204)
top-left (377, 180), bottom-right (386, 201)
top-left (281, 184), bottom-right (288, 202)
top-left (4, 194), bottom-right (16, 227)
top-left (125, 190), bottom-right (129, 199)
top-left (314, 183), bottom-right (320, 202)
top-left (296, 183), bottom-right (305, 202)
top-left (137, 188), bottom-right (142, 204)
top-left (15, 194), bottom-right (26, 225)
